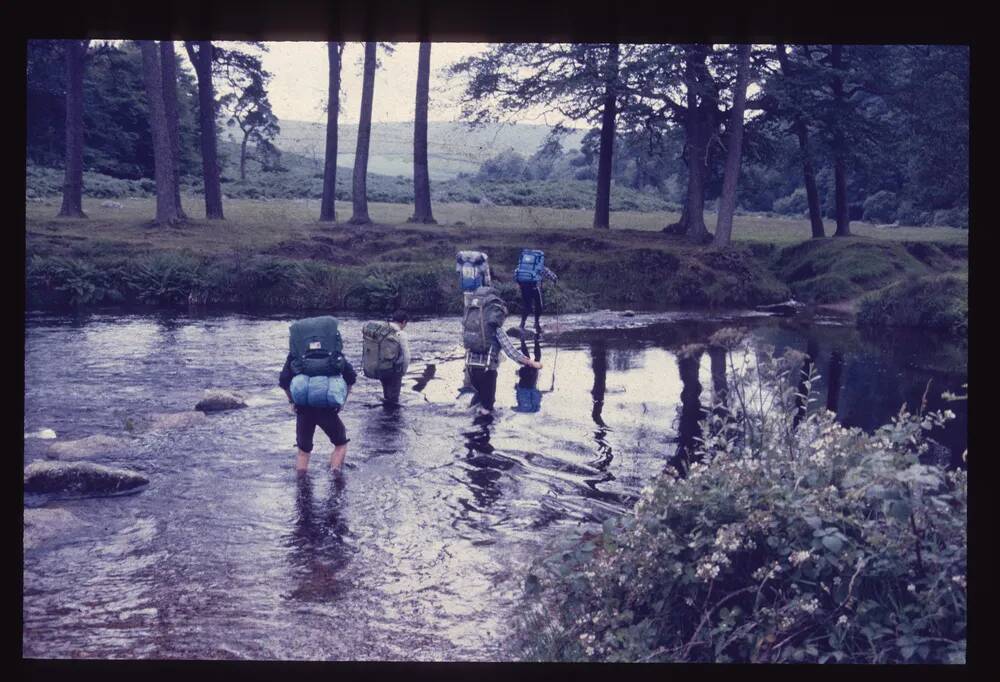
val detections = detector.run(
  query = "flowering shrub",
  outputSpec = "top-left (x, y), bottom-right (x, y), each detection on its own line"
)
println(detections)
top-left (515, 330), bottom-right (966, 663)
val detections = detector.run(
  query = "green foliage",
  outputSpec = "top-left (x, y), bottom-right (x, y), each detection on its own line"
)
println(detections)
top-left (515, 334), bottom-right (966, 663)
top-left (857, 275), bottom-right (967, 336)
top-left (26, 255), bottom-right (122, 306)
top-left (772, 188), bottom-right (809, 216)
top-left (862, 191), bottom-right (899, 224)
top-left (125, 253), bottom-right (201, 305)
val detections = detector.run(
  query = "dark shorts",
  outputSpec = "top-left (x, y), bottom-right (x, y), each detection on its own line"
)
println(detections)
top-left (295, 405), bottom-right (349, 452)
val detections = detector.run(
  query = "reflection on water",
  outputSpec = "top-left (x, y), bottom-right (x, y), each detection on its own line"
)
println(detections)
top-left (23, 310), bottom-right (967, 660)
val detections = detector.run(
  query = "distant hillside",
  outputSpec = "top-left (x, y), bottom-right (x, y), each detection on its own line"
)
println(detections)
top-left (227, 120), bottom-right (589, 181)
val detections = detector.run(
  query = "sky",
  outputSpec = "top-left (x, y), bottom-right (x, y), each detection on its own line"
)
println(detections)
top-left (214, 41), bottom-right (585, 128)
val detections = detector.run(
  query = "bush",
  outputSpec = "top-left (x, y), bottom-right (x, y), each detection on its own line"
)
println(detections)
top-left (862, 191), bottom-right (899, 224)
top-left (772, 188), bottom-right (809, 216)
top-left (857, 275), bottom-right (968, 336)
top-left (515, 332), bottom-right (966, 663)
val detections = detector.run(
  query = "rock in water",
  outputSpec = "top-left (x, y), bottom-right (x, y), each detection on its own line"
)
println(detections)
top-left (23, 507), bottom-right (90, 550)
top-left (47, 434), bottom-right (132, 460)
top-left (621, 310), bottom-right (636, 318)
top-left (24, 461), bottom-right (148, 497)
top-left (506, 326), bottom-right (537, 340)
top-left (24, 428), bottom-right (57, 440)
top-left (756, 299), bottom-right (807, 317)
top-left (195, 390), bottom-right (248, 413)
top-left (141, 411), bottom-right (208, 432)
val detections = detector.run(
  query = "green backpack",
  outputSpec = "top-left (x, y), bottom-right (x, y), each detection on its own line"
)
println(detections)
top-left (362, 321), bottom-right (402, 379)
top-left (289, 316), bottom-right (345, 377)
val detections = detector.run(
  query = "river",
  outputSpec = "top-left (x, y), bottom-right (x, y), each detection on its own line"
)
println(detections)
top-left (22, 309), bottom-right (967, 660)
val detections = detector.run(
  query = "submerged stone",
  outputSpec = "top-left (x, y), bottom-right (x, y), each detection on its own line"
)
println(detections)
top-left (756, 299), bottom-right (807, 317)
top-left (23, 507), bottom-right (90, 550)
top-left (24, 428), bottom-right (57, 440)
top-left (24, 460), bottom-right (148, 497)
top-left (47, 434), bottom-right (132, 460)
top-left (140, 411), bottom-right (209, 432)
top-left (621, 310), bottom-right (636, 317)
top-left (195, 390), bottom-right (248, 413)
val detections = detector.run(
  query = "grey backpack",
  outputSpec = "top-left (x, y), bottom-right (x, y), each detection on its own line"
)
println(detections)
top-left (362, 321), bottom-right (402, 379)
top-left (463, 288), bottom-right (506, 356)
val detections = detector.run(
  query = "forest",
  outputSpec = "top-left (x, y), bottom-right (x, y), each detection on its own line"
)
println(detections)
top-left (27, 41), bottom-right (969, 233)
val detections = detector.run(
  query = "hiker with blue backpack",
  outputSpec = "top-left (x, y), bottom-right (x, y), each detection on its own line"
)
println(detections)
top-left (514, 248), bottom-right (558, 334)
top-left (280, 316), bottom-right (358, 474)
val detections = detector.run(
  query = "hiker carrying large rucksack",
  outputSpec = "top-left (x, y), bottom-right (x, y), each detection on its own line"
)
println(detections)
top-left (513, 248), bottom-right (558, 333)
top-left (362, 310), bottom-right (411, 407)
top-left (461, 285), bottom-right (541, 415)
top-left (279, 315), bottom-right (358, 474)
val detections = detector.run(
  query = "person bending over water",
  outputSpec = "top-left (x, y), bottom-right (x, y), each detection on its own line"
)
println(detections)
top-left (462, 285), bottom-right (542, 416)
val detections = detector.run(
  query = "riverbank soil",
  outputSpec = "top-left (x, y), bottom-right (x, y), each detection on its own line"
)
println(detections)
top-left (25, 198), bottom-right (968, 315)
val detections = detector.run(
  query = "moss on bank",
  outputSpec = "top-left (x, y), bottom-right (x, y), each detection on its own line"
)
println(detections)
top-left (857, 274), bottom-right (968, 335)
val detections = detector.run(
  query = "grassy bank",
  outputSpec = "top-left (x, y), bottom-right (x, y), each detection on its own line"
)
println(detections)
top-left (857, 274), bottom-right (968, 335)
top-left (25, 197), bottom-right (967, 315)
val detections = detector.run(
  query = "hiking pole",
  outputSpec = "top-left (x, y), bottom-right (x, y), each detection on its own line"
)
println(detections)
top-left (548, 283), bottom-right (560, 392)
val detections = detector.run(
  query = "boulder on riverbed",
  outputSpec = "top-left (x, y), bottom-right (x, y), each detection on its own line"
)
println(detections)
top-left (135, 411), bottom-right (208, 432)
top-left (24, 460), bottom-right (148, 497)
top-left (621, 310), bottom-right (636, 318)
top-left (23, 507), bottom-right (90, 550)
top-left (195, 390), bottom-right (248, 413)
top-left (47, 434), bottom-right (132, 460)
top-left (756, 299), bottom-right (807, 317)
top-left (24, 428), bottom-right (57, 440)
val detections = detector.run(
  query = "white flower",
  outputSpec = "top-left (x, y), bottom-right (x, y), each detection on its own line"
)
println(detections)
top-left (799, 598), bottom-right (820, 614)
top-left (695, 562), bottom-right (720, 581)
top-left (951, 575), bottom-right (966, 589)
top-left (907, 583), bottom-right (917, 594)
top-left (837, 615), bottom-right (848, 626)
top-left (789, 550), bottom-right (812, 566)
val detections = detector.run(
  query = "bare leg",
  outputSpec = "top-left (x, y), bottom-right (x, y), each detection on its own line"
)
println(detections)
top-left (330, 443), bottom-right (348, 471)
top-left (295, 449), bottom-right (311, 473)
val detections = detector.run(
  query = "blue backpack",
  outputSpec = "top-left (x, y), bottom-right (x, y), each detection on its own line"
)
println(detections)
top-left (289, 374), bottom-right (348, 409)
top-left (514, 249), bottom-right (545, 284)
top-left (514, 386), bottom-right (542, 413)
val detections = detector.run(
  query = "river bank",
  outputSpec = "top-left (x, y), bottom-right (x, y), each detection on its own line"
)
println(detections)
top-left (25, 198), bottom-right (967, 321)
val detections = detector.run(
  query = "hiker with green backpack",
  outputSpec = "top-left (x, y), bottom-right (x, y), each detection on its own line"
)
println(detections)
top-left (463, 285), bottom-right (542, 416)
top-left (361, 310), bottom-right (411, 407)
top-left (279, 315), bottom-right (358, 474)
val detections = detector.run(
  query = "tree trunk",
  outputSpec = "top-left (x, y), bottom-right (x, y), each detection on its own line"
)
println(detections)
top-left (409, 42), bottom-right (436, 224)
top-left (794, 120), bottom-right (825, 238)
top-left (683, 119), bottom-right (711, 241)
top-left (140, 41), bottom-right (180, 225)
top-left (714, 43), bottom-right (751, 247)
top-left (776, 44), bottom-right (824, 238)
top-left (185, 41), bottom-right (224, 219)
top-left (239, 131), bottom-right (248, 182)
top-left (349, 41), bottom-right (377, 225)
top-left (593, 43), bottom-right (619, 229)
top-left (666, 47), bottom-right (712, 243)
top-left (58, 40), bottom-right (89, 218)
top-left (830, 45), bottom-right (851, 237)
top-left (159, 41), bottom-right (186, 219)
top-left (320, 42), bottom-right (343, 222)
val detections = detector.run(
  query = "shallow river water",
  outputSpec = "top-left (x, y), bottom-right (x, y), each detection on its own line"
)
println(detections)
top-left (22, 309), bottom-right (967, 660)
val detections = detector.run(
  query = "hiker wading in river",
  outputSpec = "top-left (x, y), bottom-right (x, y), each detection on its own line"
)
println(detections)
top-left (463, 285), bottom-right (542, 416)
top-left (514, 248), bottom-right (558, 334)
top-left (280, 316), bottom-right (358, 475)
